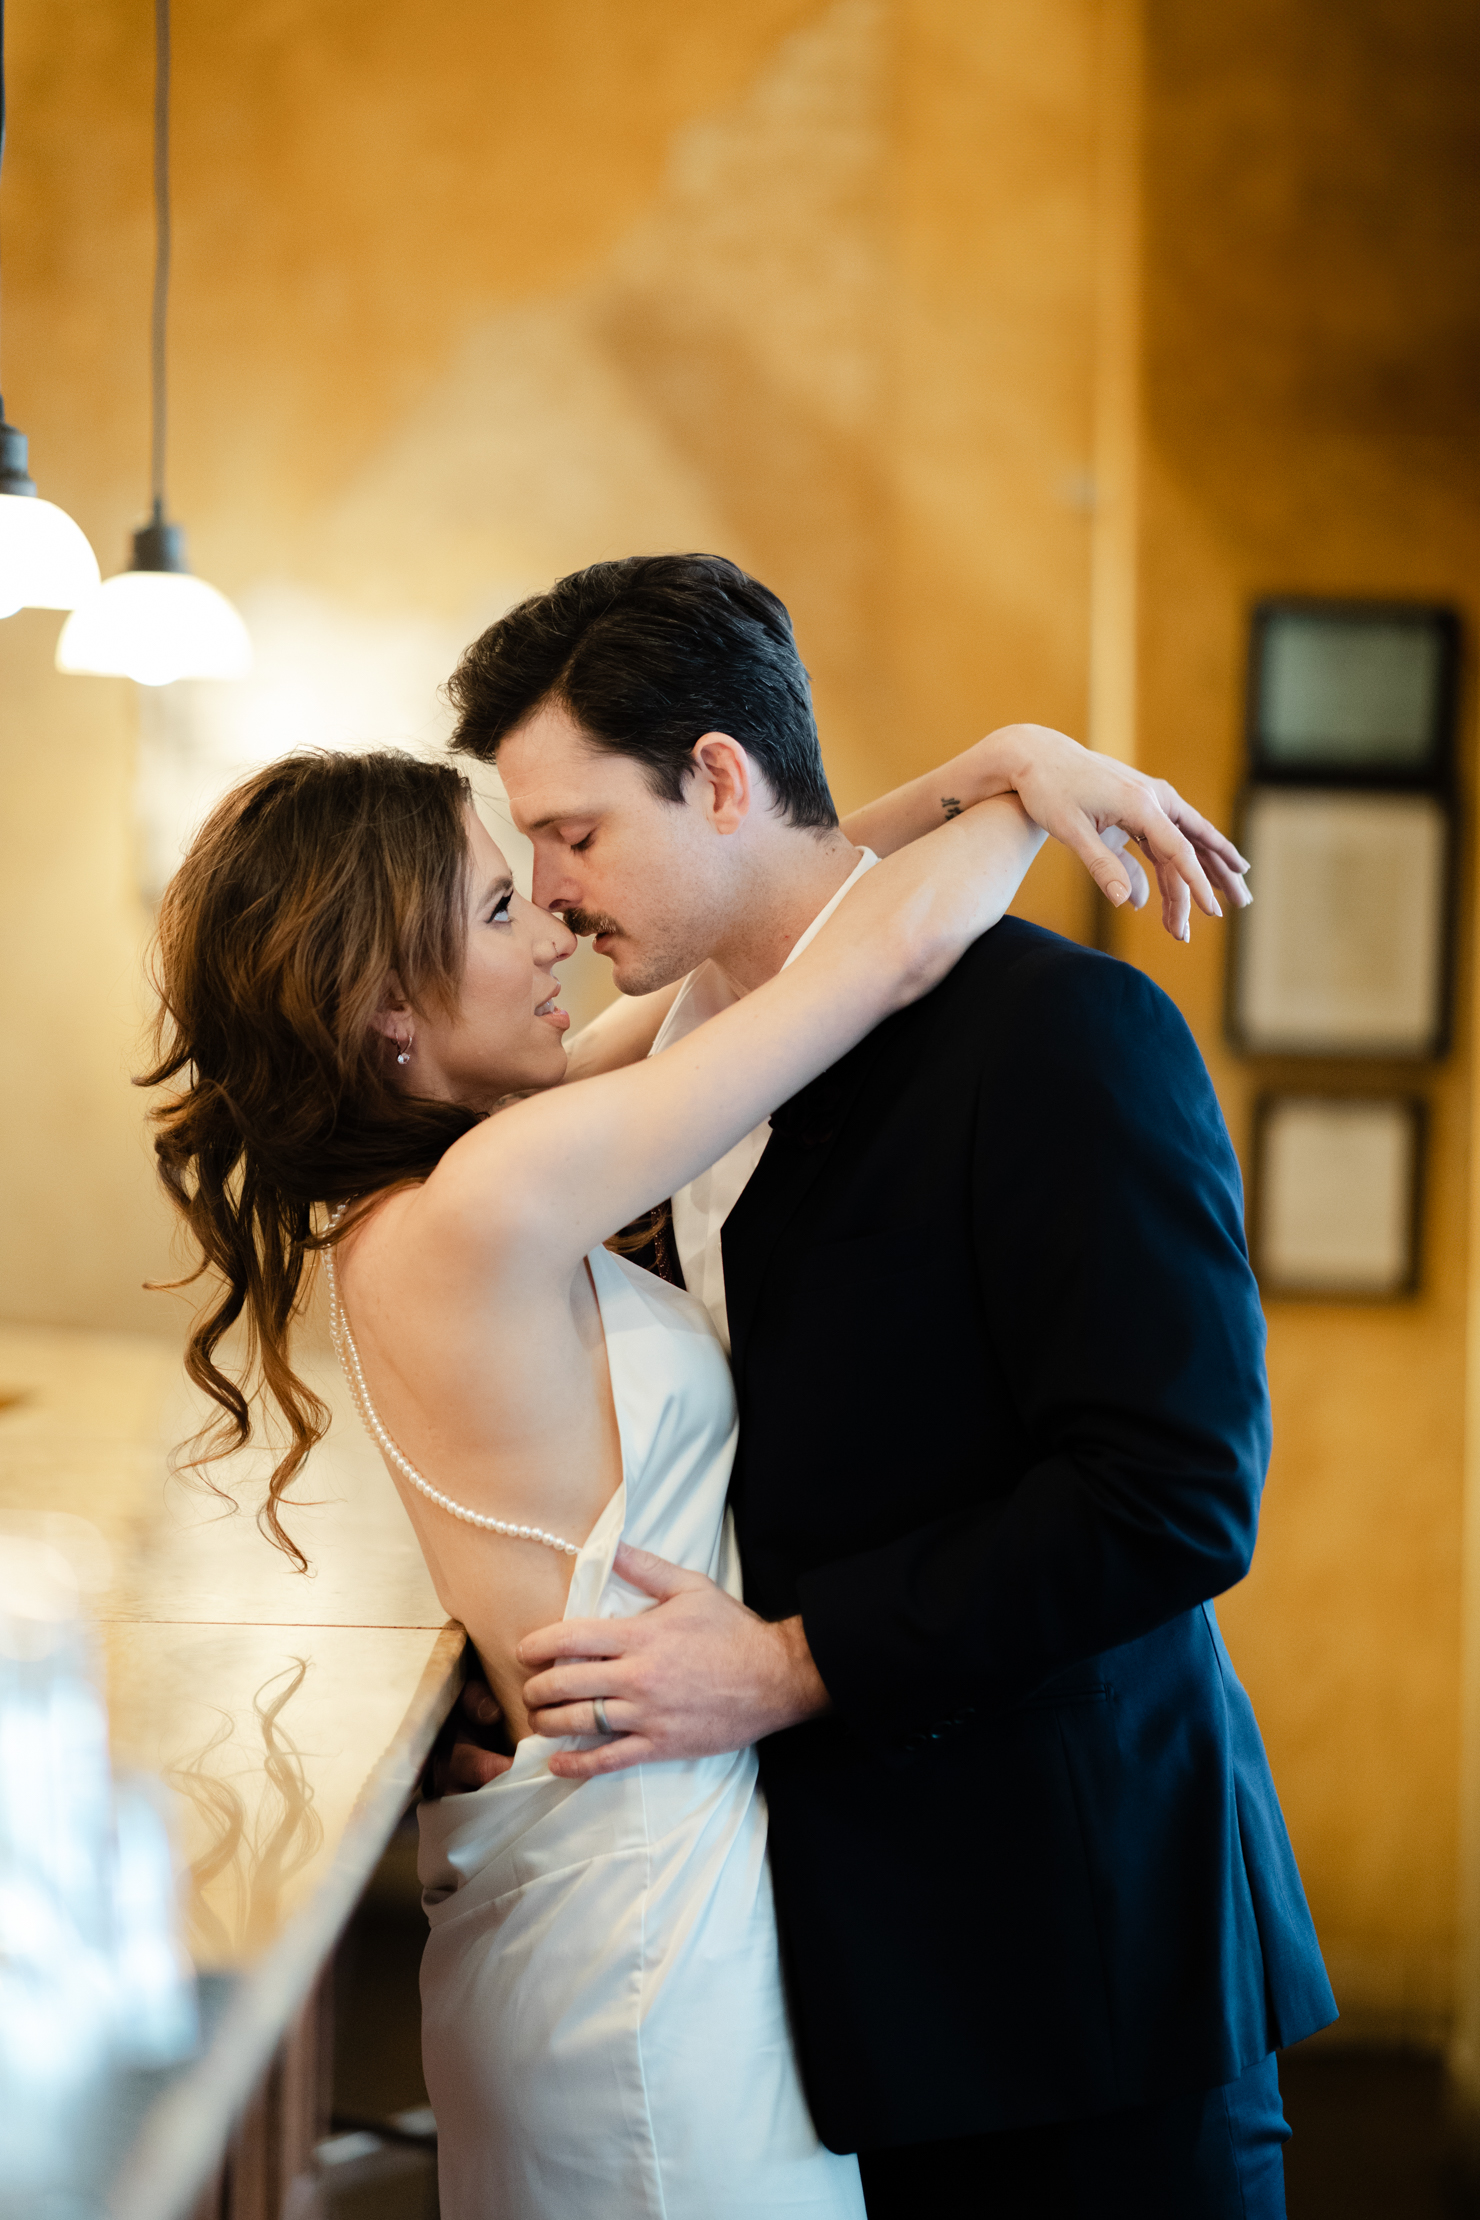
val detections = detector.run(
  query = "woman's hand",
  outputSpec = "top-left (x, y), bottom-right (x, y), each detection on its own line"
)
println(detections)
top-left (985, 723), bottom-right (1250, 943)
top-left (426, 1677), bottom-right (514, 1796)
top-left (841, 720), bottom-right (1250, 943)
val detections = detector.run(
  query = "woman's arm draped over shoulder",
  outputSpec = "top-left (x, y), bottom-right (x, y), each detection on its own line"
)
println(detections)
top-left (556, 726), bottom-right (1252, 1089)
top-left (423, 795), bottom-right (1048, 1278)
top-left (844, 722), bottom-right (1251, 937)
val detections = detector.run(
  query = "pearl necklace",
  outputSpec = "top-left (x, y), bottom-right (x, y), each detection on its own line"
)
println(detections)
top-left (323, 1211), bottom-right (581, 1559)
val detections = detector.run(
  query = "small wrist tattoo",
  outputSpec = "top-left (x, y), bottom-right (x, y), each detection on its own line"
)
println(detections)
top-left (942, 796), bottom-right (964, 821)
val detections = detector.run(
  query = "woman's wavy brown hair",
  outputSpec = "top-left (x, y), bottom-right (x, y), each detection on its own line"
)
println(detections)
top-left (140, 748), bottom-right (482, 1567)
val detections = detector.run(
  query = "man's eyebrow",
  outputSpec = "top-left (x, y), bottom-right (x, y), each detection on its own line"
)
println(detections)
top-left (520, 805), bottom-right (596, 833)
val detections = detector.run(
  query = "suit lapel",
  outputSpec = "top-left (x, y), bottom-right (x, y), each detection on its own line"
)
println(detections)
top-left (722, 1022), bottom-right (892, 1381)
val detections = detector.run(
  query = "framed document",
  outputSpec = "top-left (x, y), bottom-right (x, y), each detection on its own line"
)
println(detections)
top-left (1229, 787), bottom-right (1450, 1057)
top-left (1248, 600), bottom-right (1458, 785)
top-left (1252, 1095), bottom-right (1423, 1299)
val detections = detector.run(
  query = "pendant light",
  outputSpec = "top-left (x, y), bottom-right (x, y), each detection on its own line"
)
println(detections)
top-left (57, 0), bottom-right (250, 685)
top-left (0, 0), bottom-right (101, 618)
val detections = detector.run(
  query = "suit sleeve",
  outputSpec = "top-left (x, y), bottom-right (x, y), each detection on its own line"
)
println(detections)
top-left (795, 955), bottom-right (1272, 1741)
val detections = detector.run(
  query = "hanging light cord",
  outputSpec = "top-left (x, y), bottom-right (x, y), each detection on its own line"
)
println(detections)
top-left (149, 0), bottom-right (171, 524)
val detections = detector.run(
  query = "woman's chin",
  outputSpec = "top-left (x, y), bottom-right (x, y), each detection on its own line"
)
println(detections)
top-left (515, 1040), bottom-right (573, 1097)
top-left (452, 1058), bottom-right (565, 1113)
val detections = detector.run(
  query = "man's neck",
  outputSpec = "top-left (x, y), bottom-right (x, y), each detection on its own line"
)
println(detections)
top-left (706, 830), bottom-right (865, 999)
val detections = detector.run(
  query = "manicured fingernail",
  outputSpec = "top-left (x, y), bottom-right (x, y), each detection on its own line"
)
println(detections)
top-left (1109, 881), bottom-right (1128, 906)
top-left (1181, 921), bottom-right (1191, 942)
top-left (1211, 897), bottom-right (1222, 918)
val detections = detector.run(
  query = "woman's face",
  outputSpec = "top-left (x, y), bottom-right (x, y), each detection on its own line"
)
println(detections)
top-left (389, 808), bottom-right (578, 1110)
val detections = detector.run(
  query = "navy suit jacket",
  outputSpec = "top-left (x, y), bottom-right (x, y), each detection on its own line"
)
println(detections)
top-left (720, 918), bottom-right (1336, 2154)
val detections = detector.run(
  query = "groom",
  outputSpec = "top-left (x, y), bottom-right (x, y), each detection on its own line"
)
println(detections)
top-left (442, 554), bottom-right (1335, 2216)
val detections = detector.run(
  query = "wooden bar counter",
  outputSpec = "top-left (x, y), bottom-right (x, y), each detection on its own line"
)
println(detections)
top-left (0, 1319), bottom-right (464, 2220)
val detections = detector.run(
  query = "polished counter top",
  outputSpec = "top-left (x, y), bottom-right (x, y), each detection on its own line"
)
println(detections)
top-left (0, 1318), bottom-right (464, 2220)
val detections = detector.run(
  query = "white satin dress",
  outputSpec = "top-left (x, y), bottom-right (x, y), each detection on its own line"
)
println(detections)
top-left (416, 1244), bottom-right (865, 2220)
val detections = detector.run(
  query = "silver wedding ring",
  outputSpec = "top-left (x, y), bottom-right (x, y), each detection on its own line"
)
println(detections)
top-left (593, 1697), bottom-right (614, 1737)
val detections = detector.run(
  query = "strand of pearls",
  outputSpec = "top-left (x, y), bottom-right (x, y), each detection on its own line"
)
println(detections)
top-left (323, 1209), bottom-right (581, 1560)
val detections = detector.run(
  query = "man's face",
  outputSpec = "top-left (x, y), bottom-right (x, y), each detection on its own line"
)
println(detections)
top-left (496, 703), bottom-right (733, 994)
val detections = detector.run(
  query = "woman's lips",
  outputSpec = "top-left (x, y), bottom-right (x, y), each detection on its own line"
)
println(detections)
top-left (535, 995), bottom-right (570, 1033)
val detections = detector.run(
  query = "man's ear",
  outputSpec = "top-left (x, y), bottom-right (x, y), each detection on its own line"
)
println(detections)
top-left (690, 733), bottom-right (753, 836)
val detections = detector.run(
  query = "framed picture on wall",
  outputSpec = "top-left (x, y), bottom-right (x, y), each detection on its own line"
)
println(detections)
top-left (1251, 1094), bottom-right (1424, 1299)
top-left (1248, 599), bottom-right (1459, 786)
top-left (1228, 786), bottom-right (1451, 1057)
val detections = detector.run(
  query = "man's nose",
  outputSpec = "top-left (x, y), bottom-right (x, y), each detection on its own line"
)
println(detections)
top-left (531, 851), bottom-right (578, 914)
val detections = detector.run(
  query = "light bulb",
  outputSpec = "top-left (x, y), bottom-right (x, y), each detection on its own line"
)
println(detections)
top-left (0, 494), bottom-right (101, 615)
top-left (57, 569), bottom-right (252, 685)
top-left (0, 417), bottom-right (101, 616)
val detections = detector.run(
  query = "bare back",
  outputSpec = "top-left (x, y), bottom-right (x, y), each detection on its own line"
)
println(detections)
top-left (334, 1188), bottom-right (625, 1738)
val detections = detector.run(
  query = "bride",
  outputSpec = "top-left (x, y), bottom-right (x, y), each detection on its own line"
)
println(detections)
top-left (144, 725), bottom-right (1237, 2219)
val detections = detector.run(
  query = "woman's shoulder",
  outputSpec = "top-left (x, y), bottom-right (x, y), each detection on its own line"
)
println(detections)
top-left (336, 1168), bottom-right (490, 1283)
top-left (334, 1172), bottom-right (579, 1383)
top-left (363, 1121), bottom-right (588, 1296)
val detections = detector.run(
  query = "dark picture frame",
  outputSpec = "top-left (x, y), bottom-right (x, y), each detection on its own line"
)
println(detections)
top-left (1247, 599), bottom-right (1459, 788)
top-left (1250, 1093), bottom-right (1425, 1300)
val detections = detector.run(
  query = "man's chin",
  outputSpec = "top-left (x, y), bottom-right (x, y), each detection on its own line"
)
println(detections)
top-left (607, 944), bottom-right (690, 997)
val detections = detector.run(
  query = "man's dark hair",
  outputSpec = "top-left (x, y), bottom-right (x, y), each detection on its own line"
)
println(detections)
top-left (446, 554), bottom-right (838, 832)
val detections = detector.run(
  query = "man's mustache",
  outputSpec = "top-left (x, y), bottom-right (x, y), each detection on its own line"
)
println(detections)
top-left (560, 907), bottom-right (623, 941)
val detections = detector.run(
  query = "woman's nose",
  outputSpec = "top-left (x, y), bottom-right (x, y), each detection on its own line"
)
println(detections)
top-left (539, 906), bottom-right (578, 961)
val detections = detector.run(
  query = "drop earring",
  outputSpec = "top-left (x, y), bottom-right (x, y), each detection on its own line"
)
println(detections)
top-left (396, 1033), bottom-right (413, 1066)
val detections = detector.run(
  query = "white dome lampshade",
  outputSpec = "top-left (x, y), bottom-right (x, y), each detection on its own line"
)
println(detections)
top-left (0, 416), bottom-right (101, 617)
top-left (56, 510), bottom-right (251, 686)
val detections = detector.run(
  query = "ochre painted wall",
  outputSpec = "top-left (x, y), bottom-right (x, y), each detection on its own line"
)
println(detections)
top-left (4, 0), bottom-right (1478, 2044)
top-left (1123, 0), bottom-right (1480, 2040)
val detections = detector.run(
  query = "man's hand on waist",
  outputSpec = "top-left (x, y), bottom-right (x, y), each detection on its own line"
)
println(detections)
top-left (517, 1542), bottom-right (831, 1781)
